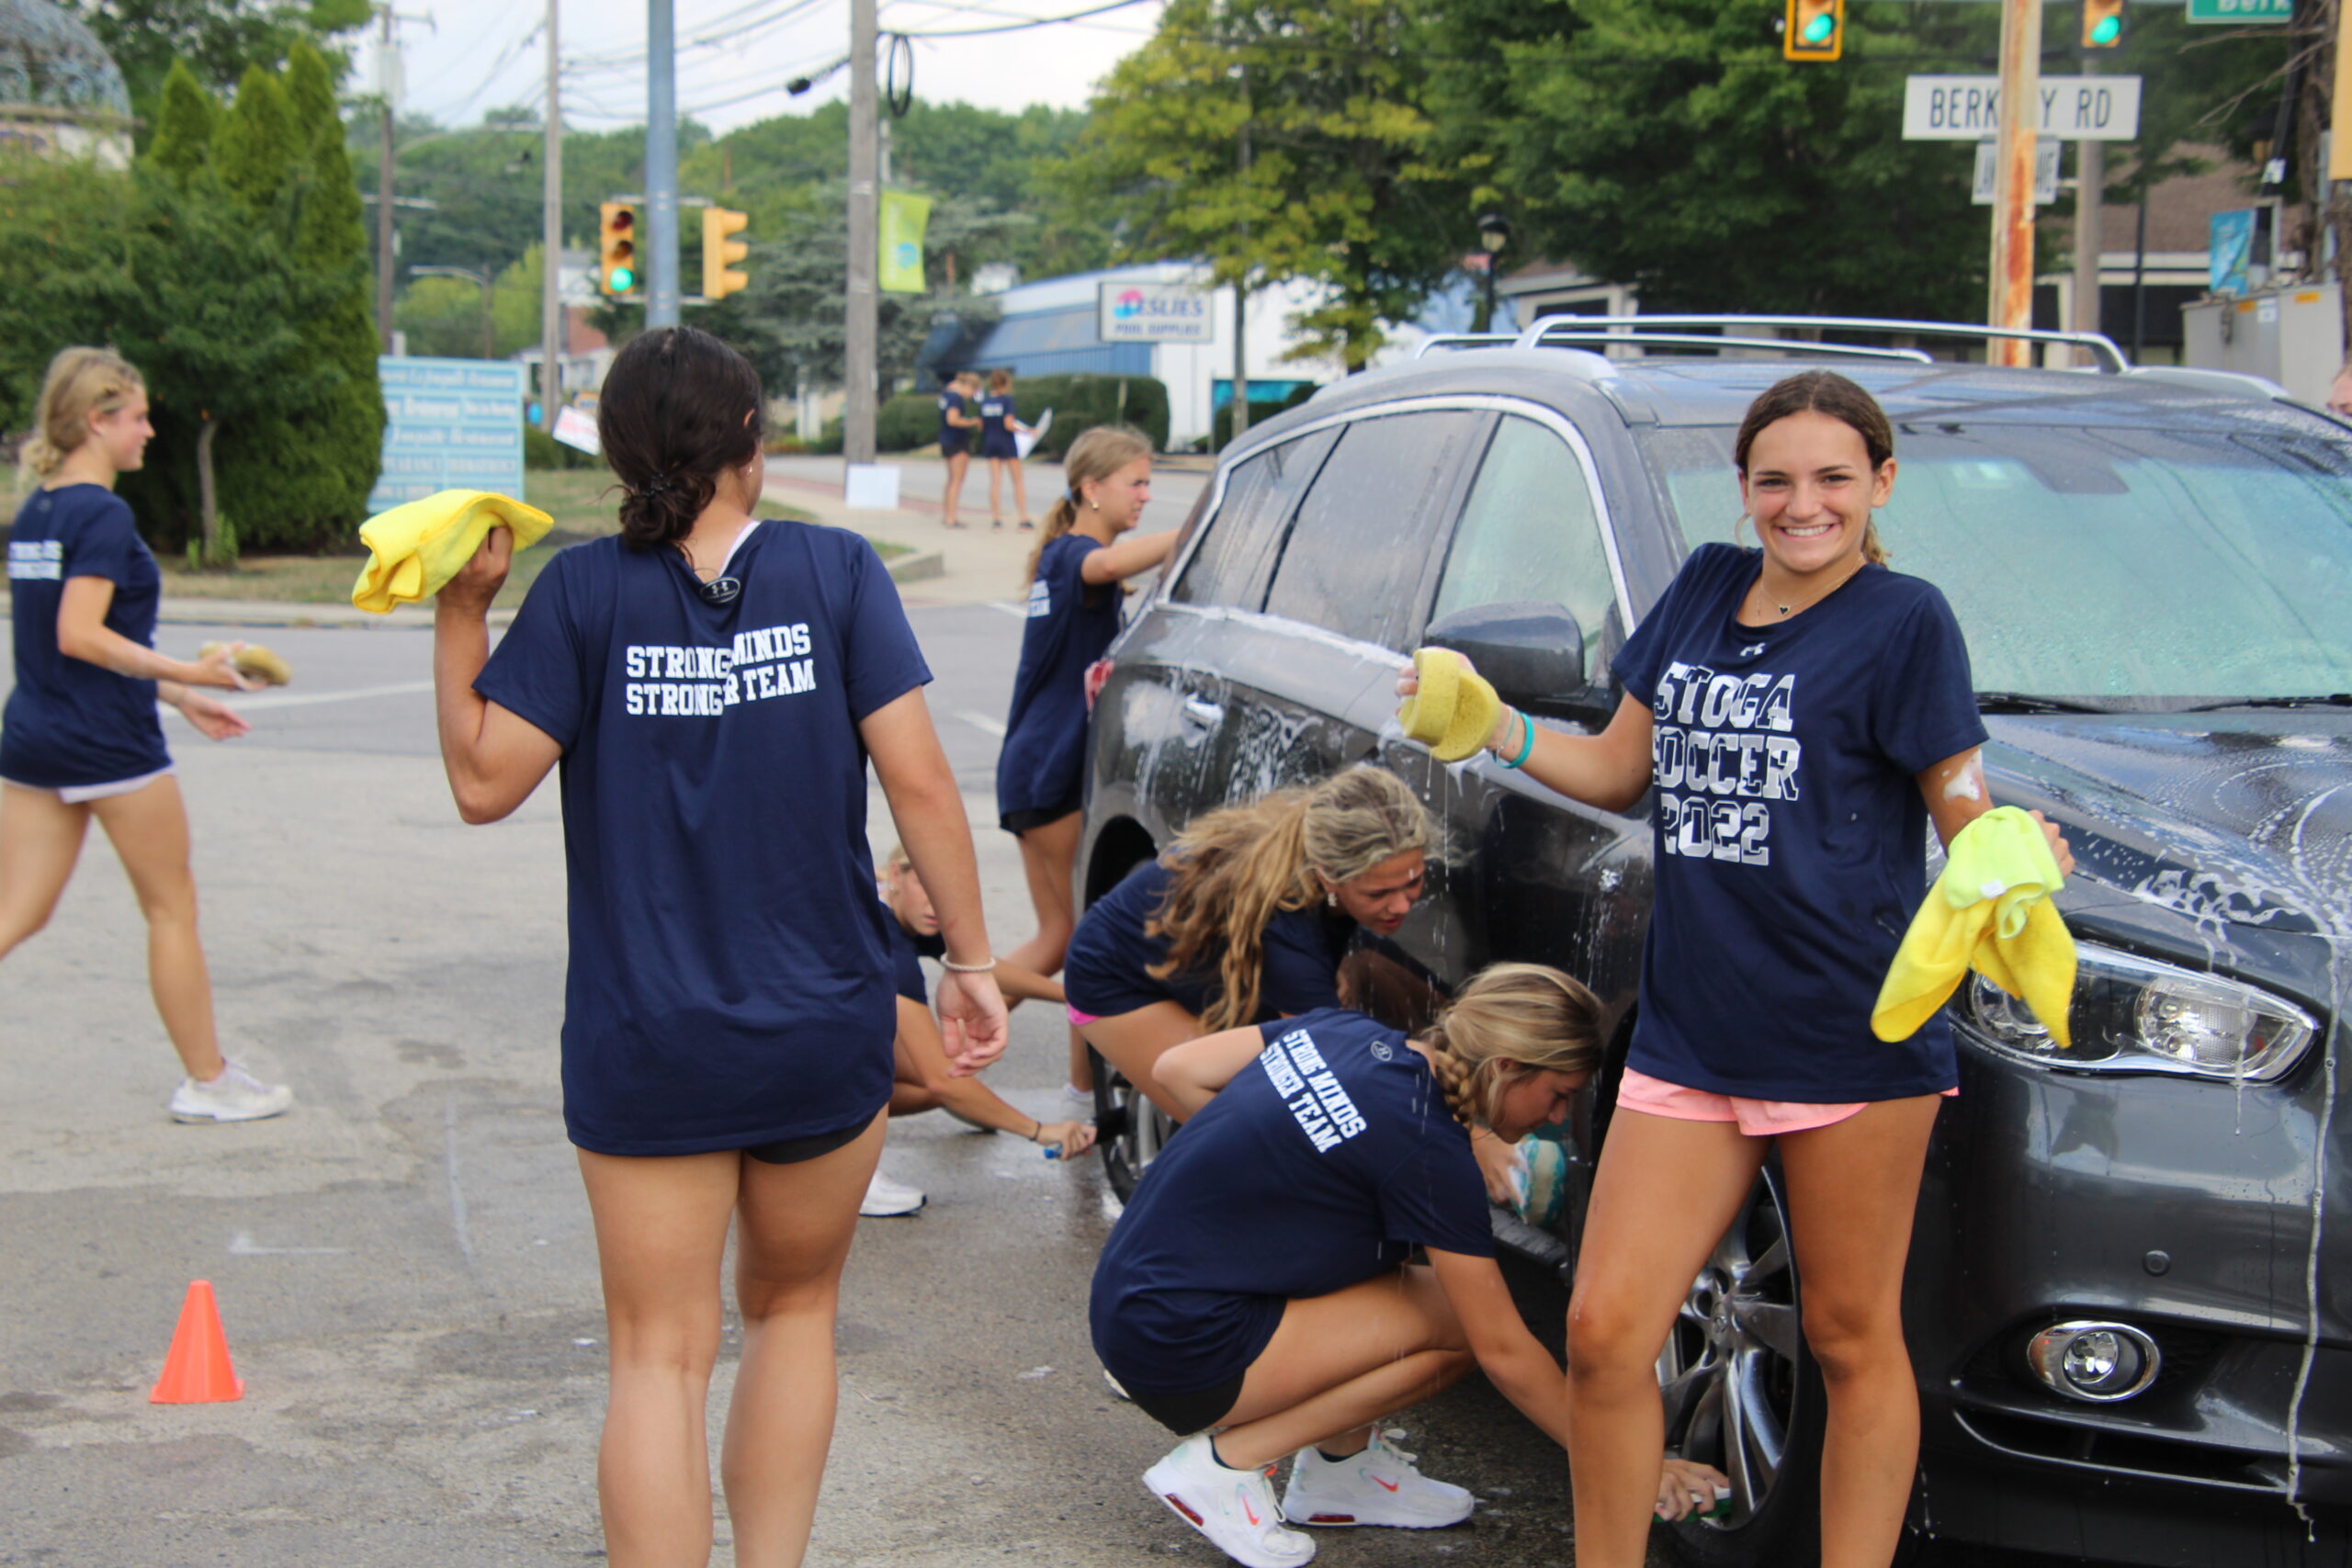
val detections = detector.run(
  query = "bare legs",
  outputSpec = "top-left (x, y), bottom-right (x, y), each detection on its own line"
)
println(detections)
top-left (987, 458), bottom-right (1029, 525)
top-left (0, 779), bottom-right (227, 1082)
top-left (577, 1112), bottom-right (881, 1568)
top-left (1563, 1098), bottom-right (1943, 1568)
top-left (1002, 810), bottom-right (1085, 1091)
top-left (1212, 1266), bottom-right (1474, 1469)
top-left (1080, 1000), bottom-right (1204, 1121)
top-left (940, 452), bottom-right (971, 529)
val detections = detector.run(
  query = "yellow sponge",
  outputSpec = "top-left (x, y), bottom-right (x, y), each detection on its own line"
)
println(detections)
top-left (1398, 648), bottom-right (1501, 762)
top-left (198, 641), bottom-right (291, 687)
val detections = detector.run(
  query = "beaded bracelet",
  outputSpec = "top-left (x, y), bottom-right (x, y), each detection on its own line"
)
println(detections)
top-left (940, 954), bottom-right (996, 974)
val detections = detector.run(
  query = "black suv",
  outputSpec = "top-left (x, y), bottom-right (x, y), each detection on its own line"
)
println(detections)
top-left (1076, 317), bottom-right (2352, 1567)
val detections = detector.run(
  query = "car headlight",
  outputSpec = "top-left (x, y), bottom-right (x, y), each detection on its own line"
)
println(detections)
top-left (1962, 942), bottom-right (2318, 1082)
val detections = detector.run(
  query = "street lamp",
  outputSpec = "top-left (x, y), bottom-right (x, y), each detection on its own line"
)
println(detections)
top-left (1476, 212), bottom-right (1512, 333)
top-left (410, 265), bottom-right (496, 360)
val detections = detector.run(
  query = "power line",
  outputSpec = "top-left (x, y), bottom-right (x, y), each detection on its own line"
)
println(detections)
top-left (889, 0), bottom-right (1154, 37)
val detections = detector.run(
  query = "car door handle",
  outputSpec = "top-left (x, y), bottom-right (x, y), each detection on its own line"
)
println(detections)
top-left (1181, 696), bottom-right (1225, 728)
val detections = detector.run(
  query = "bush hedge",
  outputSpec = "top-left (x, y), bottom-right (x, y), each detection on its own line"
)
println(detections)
top-left (1212, 383), bottom-right (1320, 450)
top-left (525, 423), bottom-right (599, 470)
top-left (808, 373), bottom-right (1176, 462)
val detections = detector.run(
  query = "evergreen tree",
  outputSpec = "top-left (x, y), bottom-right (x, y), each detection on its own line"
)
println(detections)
top-left (211, 65), bottom-right (295, 209)
top-left (144, 61), bottom-right (217, 186)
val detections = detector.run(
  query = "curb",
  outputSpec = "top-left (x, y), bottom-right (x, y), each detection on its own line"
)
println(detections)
top-left (887, 548), bottom-right (945, 584)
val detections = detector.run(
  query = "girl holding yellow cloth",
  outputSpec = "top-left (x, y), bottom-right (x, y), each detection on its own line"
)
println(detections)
top-left (1396, 372), bottom-right (2071, 1568)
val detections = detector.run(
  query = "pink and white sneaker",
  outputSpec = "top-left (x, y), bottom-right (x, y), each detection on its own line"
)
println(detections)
top-left (1141, 1432), bottom-right (1317, 1567)
top-left (1280, 1428), bottom-right (1474, 1529)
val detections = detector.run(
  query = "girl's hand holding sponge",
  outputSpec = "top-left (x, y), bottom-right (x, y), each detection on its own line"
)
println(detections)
top-left (1396, 648), bottom-right (1512, 762)
top-left (198, 640), bottom-right (292, 688)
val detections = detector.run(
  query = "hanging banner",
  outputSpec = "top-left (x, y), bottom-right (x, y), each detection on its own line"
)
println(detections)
top-left (878, 191), bottom-right (932, 294)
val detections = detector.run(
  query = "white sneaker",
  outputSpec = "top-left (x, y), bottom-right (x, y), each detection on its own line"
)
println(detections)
top-left (1061, 1081), bottom-right (1093, 1109)
top-left (858, 1170), bottom-right (925, 1216)
top-left (167, 1060), bottom-right (294, 1124)
top-left (1280, 1429), bottom-right (1474, 1529)
top-left (1141, 1433), bottom-right (1316, 1568)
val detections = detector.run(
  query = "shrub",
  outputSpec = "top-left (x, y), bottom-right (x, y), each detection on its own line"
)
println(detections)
top-left (1007, 373), bottom-right (1170, 457)
top-left (525, 423), bottom-right (597, 470)
top-left (1212, 383), bottom-right (1320, 450)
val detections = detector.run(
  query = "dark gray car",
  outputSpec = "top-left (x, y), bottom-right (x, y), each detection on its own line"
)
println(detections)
top-left (1074, 321), bottom-right (2352, 1566)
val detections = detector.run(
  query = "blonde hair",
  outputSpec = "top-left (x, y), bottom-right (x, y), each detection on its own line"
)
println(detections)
top-left (989, 368), bottom-right (1012, 393)
top-left (883, 841), bottom-right (912, 873)
top-left (20, 347), bottom-right (144, 480)
top-left (1150, 767), bottom-right (1432, 1032)
top-left (1024, 423), bottom-right (1154, 585)
top-left (1419, 963), bottom-right (1604, 1130)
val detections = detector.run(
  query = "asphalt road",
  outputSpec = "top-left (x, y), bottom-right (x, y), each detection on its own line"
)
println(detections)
top-left (0, 601), bottom-right (2076, 1567)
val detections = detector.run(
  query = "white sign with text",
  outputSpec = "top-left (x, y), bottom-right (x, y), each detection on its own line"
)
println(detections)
top-left (1904, 75), bottom-right (2142, 141)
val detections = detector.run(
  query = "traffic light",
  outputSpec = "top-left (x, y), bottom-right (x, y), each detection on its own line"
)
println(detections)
top-left (1784, 0), bottom-right (1843, 61)
top-left (702, 206), bottom-right (750, 300)
top-left (2082, 0), bottom-right (2123, 49)
top-left (599, 200), bottom-right (639, 297)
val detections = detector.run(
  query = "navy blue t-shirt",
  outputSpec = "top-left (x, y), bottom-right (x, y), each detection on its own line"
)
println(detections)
top-left (1, 485), bottom-right (170, 789)
top-left (1613, 543), bottom-right (1988, 1101)
top-left (883, 897), bottom-right (945, 1005)
top-left (1091, 1008), bottom-right (1493, 1395)
top-left (995, 533), bottom-right (1119, 822)
top-left (937, 390), bottom-right (968, 454)
top-left (1064, 857), bottom-right (1354, 1021)
top-left (475, 522), bottom-right (932, 1156)
top-left (978, 393), bottom-right (1016, 458)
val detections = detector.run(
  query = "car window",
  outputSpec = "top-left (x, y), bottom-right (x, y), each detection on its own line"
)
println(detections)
top-left (1262, 411), bottom-right (1483, 649)
top-left (1170, 427), bottom-right (1340, 610)
top-left (1431, 414), bottom-right (1615, 673)
top-left (1634, 421), bottom-right (2352, 704)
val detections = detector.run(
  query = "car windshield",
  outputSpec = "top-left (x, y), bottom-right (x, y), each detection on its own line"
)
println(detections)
top-left (1636, 420), bottom-right (2352, 709)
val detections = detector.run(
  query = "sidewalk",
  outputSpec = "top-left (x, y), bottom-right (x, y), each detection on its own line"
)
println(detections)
top-left (761, 468), bottom-right (1041, 610)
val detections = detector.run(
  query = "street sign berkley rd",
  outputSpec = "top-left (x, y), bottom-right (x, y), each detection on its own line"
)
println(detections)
top-left (1903, 75), bottom-right (2143, 141)
top-left (2187, 0), bottom-right (2291, 21)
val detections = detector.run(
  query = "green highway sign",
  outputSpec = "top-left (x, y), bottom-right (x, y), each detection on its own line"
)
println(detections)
top-left (2187, 0), bottom-right (2290, 22)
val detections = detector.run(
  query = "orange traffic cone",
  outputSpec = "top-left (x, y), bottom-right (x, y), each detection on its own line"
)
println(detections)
top-left (149, 1280), bottom-right (243, 1404)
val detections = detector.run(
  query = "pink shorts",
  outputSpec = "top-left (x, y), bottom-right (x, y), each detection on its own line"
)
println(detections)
top-left (1067, 1006), bottom-right (1101, 1028)
top-left (1617, 1068), bottom-right (1955, 1137)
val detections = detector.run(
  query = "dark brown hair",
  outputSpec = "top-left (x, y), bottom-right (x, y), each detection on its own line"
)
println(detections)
top-left (988, 367), bottom-right (1012, 393)
top-left (1733, 369), bottom-right (1894, 566)
top-left (597, 326), bottom-right (764, 550)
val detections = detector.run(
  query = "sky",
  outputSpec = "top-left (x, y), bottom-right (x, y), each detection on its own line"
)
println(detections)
top-left (379, 0), bottom-right (1164, 133)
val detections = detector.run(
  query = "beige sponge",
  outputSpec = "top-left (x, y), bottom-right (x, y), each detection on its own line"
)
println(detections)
top-left (1397, 648), bottom-right (1500, 762)
top-left (198, 641), bottom-right (291, 687)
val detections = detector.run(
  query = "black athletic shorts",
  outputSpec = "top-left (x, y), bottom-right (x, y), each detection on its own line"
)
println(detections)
top-left (743, 1118), bottom-right (871, 1165)
top-left (1127, 1371), bottom-right (1246, 1436)
top-left (1001, 798), bottom-right (1082, 836)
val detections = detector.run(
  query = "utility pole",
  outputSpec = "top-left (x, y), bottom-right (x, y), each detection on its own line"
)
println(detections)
top-left (1231, 59), bottom-right (1250, 448)
top-left (2073, 57), bottom-right (2103, 366)
top-left (1987, 0), bottom-right (2042, 367)
top-left (646, 0), bottom-right (680, 329)
top-left (540, 0), bottom-right (562, 430)
top-left (845, 0), bottom-right (880, 464)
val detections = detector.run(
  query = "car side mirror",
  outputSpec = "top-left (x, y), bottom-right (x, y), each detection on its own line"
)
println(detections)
top-left (1423, 602), bottom-right (1589, 716)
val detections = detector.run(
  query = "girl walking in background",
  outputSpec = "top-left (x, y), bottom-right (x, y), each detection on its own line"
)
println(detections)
top-left (938, 370), bottom-right (979, 530)
top-left (996, 424), bottom-right (1175, 1103)
top-left (433, 325), bottom-right (1006, 1568)
top-left (978, 369), bottom-right (1034, 530)
top-left (0, 346), bottom-right (287, 1123)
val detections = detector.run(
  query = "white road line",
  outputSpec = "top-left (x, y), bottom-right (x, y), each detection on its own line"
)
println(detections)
top-left (163, 680), bottom-right (436, 716)
top-left (228, 1230), bottom-right (349, 1257)
top-left (446, 1095), bottom-right (476, 1269)
top-left (957, 709), bottom-right (1006, 738)
top-left (984, 600), bottom-right (1027, 620)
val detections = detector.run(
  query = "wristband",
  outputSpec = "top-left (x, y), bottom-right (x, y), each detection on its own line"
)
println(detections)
top-left (939, 954), bottom-right (995, 974)
top-left (1499, 710), bottom-right (1536, 771)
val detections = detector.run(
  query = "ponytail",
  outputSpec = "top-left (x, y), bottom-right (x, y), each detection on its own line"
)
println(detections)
top-left (1416, 963), bottom-right (1604, 1130)
top-left (19, 347), bottom-right (143, 482)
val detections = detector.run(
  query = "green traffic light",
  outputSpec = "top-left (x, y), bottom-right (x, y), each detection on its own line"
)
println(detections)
top-left (1801, 13), bottom-right (1836, 43)
top-left (609, 266), bottom-right (636, 293)
top-left (2088, 16), bottom-right (2120, 44)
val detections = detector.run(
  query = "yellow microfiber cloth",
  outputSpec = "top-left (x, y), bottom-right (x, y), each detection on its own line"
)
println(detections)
top-left (350, 491), bottom-right (555, 614)
top-left (1872, 806), bottom-right (2076, 1046)
top-left (1398, 648), bottom-right (1503, 762)
top-left (198, 641), bottom-right (291, 686)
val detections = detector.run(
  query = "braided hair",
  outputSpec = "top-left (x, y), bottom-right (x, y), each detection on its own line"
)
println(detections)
top-left (1417, 963), bottom-right (1605, 1130)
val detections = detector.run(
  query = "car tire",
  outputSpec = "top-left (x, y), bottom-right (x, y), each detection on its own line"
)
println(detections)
top-left (1091, 1046), bottom-right (1175, 1204)
top-left (1655, 1162), bottom-right (1825, 1568)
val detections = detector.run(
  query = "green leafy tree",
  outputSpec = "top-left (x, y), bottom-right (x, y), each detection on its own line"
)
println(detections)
top-left (1430, 0), bottom-right (1996, 320)
top-left (74, 0), bottom-right (368, 132)
top-left (144, 59), bottom-right (217, 185)
top-left (0, 156), bottom-right (146, 433)
top-left (211, 63), bottom-right (295, 207)
top-left (1056, 0), bottom-right (1473, 371)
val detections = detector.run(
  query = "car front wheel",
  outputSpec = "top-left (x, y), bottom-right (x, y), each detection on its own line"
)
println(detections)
top-left (1091, 1046), bottom-right (1175, 1203)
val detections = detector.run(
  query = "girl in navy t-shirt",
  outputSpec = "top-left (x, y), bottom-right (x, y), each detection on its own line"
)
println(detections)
top-left (1091, 965), bottom-right (1725, 1568)
top-left (1064, 766), bottom-right (1432, 1118)
top-left (434, 326), bottom-right (1009, 1565)
top-left (977, 368), bottom-right (1035, 530)
top-left (1397, 370), bottom-right (2074, 1568)
top-left (0, 346), bottom-right (288, 1124)
top-left (937, 370), bottom-right (980, 530)
top-left (996, 424), bottom-right (1177, 1099)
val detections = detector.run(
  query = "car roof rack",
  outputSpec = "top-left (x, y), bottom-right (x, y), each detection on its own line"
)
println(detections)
top-left (1522, 329), bottom-right (1934, 366)
top-left (1412, 333), bottom-right (1520, 357)
top-left (1512, 314), bottom-right (2132, 374)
